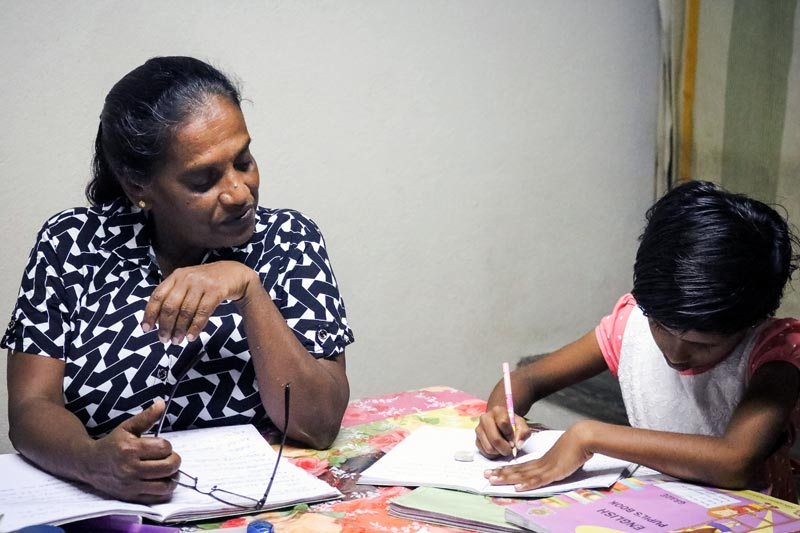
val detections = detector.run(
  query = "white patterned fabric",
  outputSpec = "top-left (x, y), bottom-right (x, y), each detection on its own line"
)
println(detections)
top-left (618, 305), bottom-right (765, 436)
top-left (2, 200), bottom-right (353, 436)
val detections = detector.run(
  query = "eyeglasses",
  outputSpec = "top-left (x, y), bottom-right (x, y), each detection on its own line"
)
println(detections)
top-left (154, 374), bottom-right (291, 510)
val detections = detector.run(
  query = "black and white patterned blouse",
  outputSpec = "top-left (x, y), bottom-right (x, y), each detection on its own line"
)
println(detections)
top-left (2, 200), bottom-right (354, 437)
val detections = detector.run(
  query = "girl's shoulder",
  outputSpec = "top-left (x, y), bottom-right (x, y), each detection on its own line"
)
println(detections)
top-left (749, 317), bottom-right (800, 374)
top-left (597, 293), bottom-right (638, 334)
top-left (595, 293), bottom-right (638, 375)
top-left (754, 317), bottom-right (800, 347)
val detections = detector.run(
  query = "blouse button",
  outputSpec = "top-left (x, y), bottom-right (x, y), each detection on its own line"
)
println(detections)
top-left (317, 328), bottom-right (329, 342)
top-left (155, 367), bottom-right (169, 381)
top-left (5, 318), bottom-right (19, 336)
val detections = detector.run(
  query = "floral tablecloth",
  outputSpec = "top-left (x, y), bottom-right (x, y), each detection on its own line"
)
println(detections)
top-left (194, 386), bottom-right (490, 532)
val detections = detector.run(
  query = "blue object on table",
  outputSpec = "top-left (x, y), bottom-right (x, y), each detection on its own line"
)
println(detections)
top-left (246, 520), bottom-right (274, 533)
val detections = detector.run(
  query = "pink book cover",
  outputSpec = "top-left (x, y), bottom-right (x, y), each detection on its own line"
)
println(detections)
top-left (504, 481), bottom-right (800, 533)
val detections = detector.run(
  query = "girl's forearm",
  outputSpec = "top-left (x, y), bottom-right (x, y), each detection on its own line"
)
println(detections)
top-left (577, 420), bottom-right (758, 488)
top-left (487, 370), bottom-right (536, 416)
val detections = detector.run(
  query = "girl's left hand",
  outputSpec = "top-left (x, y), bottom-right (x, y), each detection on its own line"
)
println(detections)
top-left (484, 423), bottom-right (594, 491)
top-left (142, 261), bottom-right (259, 344)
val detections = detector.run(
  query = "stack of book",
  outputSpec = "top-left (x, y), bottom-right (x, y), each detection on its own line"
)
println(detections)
top-left (388, 477), bottom-right (800, 533)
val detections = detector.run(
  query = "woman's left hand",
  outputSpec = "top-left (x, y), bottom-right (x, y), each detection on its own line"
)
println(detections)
top-left (484, 422), bottom-right (594, 491)
top-left (142, 261), bottom-right (259, 344)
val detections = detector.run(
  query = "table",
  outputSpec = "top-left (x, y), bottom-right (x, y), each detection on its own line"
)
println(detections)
top-left (185, 386), bottom-right (800, 533)
top-left (192, 386), bottom-right (498, 532)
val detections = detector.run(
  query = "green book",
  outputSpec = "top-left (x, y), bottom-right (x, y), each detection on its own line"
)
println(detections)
top-left (388, 486), bottom-right (524, 533)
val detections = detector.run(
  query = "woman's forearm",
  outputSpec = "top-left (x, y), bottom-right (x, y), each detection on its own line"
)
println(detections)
top-left (237, 275), bottom-right (349, 449)
top-left (8, 352), bottom-right (179, 503)
top-left (9, 396), bottom-right (98, 485)
top-left (8, 353), bottom-right (100, 485)
top-left (11, 395), bottom-right (179, 502)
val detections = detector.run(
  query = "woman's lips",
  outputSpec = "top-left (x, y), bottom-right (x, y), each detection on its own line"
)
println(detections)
top-left (221, 206), bottom-right (255, 227)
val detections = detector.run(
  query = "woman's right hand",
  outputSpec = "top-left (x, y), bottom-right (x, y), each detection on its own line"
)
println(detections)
top-left (475, 404), bottom-right (532, 459)
top-left (86, 399), bottom-right (181, 503)
top-left (142, 261), bottom-right (259, 345)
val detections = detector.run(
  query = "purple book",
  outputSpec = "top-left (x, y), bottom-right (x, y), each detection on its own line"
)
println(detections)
top-left (505, 481), bottom-right (800, 533)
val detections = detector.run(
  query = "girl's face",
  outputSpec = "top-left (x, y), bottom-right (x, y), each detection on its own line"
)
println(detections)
top-left (647, 318), bottom-right (748, 372)
top-left (141, 95), bottom-right (260, 263)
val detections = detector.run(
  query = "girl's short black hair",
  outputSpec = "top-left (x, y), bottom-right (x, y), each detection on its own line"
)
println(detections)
top-left (86, 56), bottom-right (241, 205)
top-left (632, 180), bottom-right (798, 334)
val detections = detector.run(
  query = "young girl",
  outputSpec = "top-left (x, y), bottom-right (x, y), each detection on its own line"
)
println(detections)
top-left (476, 180), bottom-right (800, 501)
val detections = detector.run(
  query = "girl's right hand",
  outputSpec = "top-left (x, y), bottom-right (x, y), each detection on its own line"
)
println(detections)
top-left (86, 400), bottom-right (181, 503)
top-left (475, 404), bottom-right (532, 458)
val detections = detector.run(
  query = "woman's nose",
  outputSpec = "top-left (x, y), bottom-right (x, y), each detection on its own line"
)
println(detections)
top-left (219, 174), bottom-right (250, 204)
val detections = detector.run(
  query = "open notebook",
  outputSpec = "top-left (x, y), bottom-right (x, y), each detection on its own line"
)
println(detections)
top-left (358, 425), bottom-right (637, 497)
top-left (0, 424), bottom-right (341, 533)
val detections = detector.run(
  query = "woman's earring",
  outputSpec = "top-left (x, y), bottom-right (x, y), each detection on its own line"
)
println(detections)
top-left (138, 200), bottom-right (146, 209)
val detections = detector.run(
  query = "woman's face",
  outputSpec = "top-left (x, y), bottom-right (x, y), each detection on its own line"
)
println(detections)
top-left (647, 318), bottom-right (748, 372)
top-left (142, 94), bottom-right (259, 261)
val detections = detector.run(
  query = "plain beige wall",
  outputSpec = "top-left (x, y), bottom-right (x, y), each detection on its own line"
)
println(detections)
top-left (0, 1), bottom-right (658, 453)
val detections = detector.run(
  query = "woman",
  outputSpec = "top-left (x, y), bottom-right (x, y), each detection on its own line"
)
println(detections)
top-left (3, 56), bottom-right (354, 503)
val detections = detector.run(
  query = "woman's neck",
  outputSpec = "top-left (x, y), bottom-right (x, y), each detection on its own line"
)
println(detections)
top-left (155, 248), bottom-right (205, 278)
top-left (149, 222), bottom-right (206, 278)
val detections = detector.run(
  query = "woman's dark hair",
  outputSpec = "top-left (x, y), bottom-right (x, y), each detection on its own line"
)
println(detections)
top-left (632, 180), bottom-right (799, 334)
top-left (86, 56), bottom-right (241, 205)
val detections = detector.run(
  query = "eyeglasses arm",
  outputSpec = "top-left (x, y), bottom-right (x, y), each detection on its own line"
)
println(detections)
top-left (257, 382), bottom-right (291, 509)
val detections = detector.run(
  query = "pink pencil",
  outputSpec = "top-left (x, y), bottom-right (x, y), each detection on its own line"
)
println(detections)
top-left (502, 362), bottom-right (518, 458)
